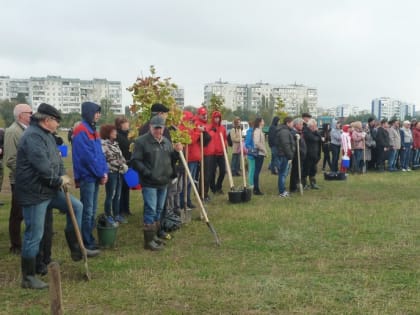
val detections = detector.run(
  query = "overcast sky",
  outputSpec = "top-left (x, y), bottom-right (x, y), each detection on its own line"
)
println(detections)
top-left (2, 0), bottom-right (420, 110)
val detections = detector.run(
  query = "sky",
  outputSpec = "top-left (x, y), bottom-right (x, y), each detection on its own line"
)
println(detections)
top-left (2, 0), bottom-right (420, 110)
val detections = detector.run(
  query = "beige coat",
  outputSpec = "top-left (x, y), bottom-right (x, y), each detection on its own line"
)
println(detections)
top-left (4, 121), bottom-right (26, 184)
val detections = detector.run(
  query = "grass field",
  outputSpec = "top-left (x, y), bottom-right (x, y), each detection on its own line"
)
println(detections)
top-left (1, 142), bottom-right (420, 314)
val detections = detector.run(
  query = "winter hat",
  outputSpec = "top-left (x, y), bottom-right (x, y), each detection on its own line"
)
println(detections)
top-left (151, 103), bottom-right (169, 113)
top-left (37, 103), bottom-right (62, 121)
top-left (342, 125), bottom-right (350, 132)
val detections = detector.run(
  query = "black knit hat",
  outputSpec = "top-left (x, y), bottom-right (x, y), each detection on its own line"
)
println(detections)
top-left (37, 103), bottom-right (62, 121)
top-left (151, 103), bottom-right (169, 113)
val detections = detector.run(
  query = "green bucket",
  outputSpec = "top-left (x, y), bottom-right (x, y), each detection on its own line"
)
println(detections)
top-left (97, 225), bottom-right (118, 248)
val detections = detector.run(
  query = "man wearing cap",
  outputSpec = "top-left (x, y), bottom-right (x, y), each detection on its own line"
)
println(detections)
top-left (72, 101), bottom-right (108, 250)
top-left (16, 103), bottom-right (99, 289)
top-left (131, 116), bottom-right (183, 251)
top-left (139, 103), bottom-right (171, 139)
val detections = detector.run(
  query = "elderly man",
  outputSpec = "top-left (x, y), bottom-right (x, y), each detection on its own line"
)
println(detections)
top-left (16, 103), bottom-right (99, 289)
top-left (302, 118), bottom-right (322, 189)
top-left (131, 116), bottom-right (182, 251)
top-left (4, 104), bottom-right (33, 254)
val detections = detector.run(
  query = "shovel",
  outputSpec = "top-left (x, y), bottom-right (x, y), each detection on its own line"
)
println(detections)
top-left (220, 133), bottom-right (242, 203)
top-left (63, 186), bottom-right (91, 280)
top-left (239, 134), bottom-right (252, 202)
top-left (179, 150), bottom-right (221, 246)
top-left (296, 134), bottom-right (304, 195)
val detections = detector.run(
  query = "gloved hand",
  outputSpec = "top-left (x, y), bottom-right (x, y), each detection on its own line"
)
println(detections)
top-left (60, 175), bottom-right (72, 189)
top-left (361, 132), bottom-right (366, 138)
top-left (211, 127), bottom-right (217, 132)
top-left (295, 134), bottom-right (301, 140)
top-left (121, 164), bottom-right (129, 174)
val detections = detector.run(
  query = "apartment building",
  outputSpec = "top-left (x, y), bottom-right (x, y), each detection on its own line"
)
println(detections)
top-left (372, 97), bottom-right (415, 121)
top-left (0, 75), bottom-right (123, 114)
top-left (204, 81), bottom-right (318, 116)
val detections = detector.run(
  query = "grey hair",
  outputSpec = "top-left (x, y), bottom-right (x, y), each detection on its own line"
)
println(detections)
top-left (307, 118), bottom-right (317, 128)
top-left (13, 104), bottom-right (31, 120)
top-left (292, 118), bottom-right (304, 126)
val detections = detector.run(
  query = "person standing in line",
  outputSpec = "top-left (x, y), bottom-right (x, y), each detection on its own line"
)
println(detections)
top-left (330, 121), bottom-right (342, 173)
top-left (387, 119), bottom-right (401, 171)
top-left (268, 116), bottom-right (280, 175)
top-left (400, 120), bottom-right (413, 171)
top-left (16, 103), bottom-right (99, 289)
top-left (274, 117), bottom-right (295, 197)
top-left (302, 119), bottom-right (322, 189)
top-left (4, 104), bottom-right (33, 254)
top-left (131, 116), bottom-right (182, 251)
top-left (252, 117), bottom-right (266, 195)
top-left (209, 111), bottom-right (227, 195)
top-left (230, 117), bottom-right (242, 176)
top-left (321, 123), bottom-right (332, 171)
top-left (115, 117), bottom-right (133, 217)
top-left (351, 121), bottom-right (366, 174)
top-left (289, 118), bottom-right (307, 193)
top-left (100, 124), bottom-right (129, 225)
top-left (72, 101), bottom-right (108, 250)
top-left (375, 119), bottom-right (390, 172)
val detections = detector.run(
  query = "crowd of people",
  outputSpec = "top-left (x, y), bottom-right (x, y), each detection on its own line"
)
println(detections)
top-left (3, 99), bottom-right (419, 290)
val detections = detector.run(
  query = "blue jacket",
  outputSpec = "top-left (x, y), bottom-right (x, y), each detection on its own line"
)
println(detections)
top-left (72, 102), bottom-right (108, 183)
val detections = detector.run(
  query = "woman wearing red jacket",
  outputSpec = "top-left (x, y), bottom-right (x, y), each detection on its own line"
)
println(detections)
top-left (411, 122), bottom-right (420, 167)
top-left (209, 111), bottom-right (227, 195)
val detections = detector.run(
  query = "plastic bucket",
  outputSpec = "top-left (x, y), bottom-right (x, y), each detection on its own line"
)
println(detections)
top-left (241, 188), bottom-right (252, 202)
top-left (123, 168), bottom-right (139, 188)
top-left (341, 156), bottom-right (350, 168)
top-left (97, 225), bottom-right (118, 248)
top-left (228, 190), bottom-right (243, 203)
top-left (58, 145), bottom-right (68, 157)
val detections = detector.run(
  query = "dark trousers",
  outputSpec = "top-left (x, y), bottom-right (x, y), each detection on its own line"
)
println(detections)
top-left (210, 155), bottom-right (226, 192)
top-left (119, 179), bottom-right (131, 215)
top-left (202, 155), bottom-right (216, 198)
top-left (253, 155), bottom-right (264, 191)
top-left (303, 156), bottom-right (319, 184)
top-left (9, 184), bottom-right (23, 250)
top-left (330, 144), bottom-right (341, 172)
top-left (289, 156), bottom-right (301, 191)
top-left (376, 146), bottom-right (386, 170)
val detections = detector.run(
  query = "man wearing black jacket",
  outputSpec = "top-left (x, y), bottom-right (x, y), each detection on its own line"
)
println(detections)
top-left (375, 119), bottom-right (390, 172)
top-left (302, 118), bottom-right (322, 189)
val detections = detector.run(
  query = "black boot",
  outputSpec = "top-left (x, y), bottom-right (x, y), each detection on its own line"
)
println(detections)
top-left (310, 177), bottom-right (320, 189)
top-left (21, 257), bottom-right (48, 289)
top-left (154, 222), bottom-right (166, 246)
top-left (65, 229), bottom-right (100, 261)
top-left (35, 254), bottom-right (48, 276)
top-left (143, 224), bottom-right (164, 251)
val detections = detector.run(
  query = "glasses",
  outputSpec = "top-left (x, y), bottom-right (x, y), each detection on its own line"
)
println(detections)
top-left (22, 111), bottom-right (33, 115)
top-left (49, 116), bottom-right (60, 123)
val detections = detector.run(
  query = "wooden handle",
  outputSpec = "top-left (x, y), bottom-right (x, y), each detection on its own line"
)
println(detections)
top-left (220, 133), bottom-right (234, 189)
top-left (239, 135), bottom-right (247, 188)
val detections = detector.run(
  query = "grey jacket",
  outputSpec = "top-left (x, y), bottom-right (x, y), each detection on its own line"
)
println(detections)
top-left (4, 121), bottom-right (26, 184)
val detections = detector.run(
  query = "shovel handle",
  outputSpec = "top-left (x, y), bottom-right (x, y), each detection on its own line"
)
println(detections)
top-left (220, 133), bottom-right (234, 190)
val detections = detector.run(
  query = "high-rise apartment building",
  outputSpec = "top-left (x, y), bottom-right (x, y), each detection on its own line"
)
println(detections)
top-left (204, 81), bottom-right (318, 116)
top-left (0, 75), bottom-right (123, 114)
top-left (372, 97), bottom-right (415, 120)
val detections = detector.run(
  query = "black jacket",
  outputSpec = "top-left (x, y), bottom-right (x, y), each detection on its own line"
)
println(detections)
top-left (268, 117), bottom-right (280, 147)
top-left (376, 127), bottom-right (390, 147)
top-left (15, 121), bottom-right (65, 206)
top-left (303, 128), bottom-right (322, 161)
top-left (116, 129), bottom-right (132, 161)
top-left (274, 124), bottom-right (295, 160)
top-left (131, 132), bottom-right (178, 188)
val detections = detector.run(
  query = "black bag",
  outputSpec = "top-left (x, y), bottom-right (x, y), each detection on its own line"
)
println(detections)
top-left (161, 210), bottom-right (182, 232)
top-left (324, 172), bottom-right (346, 181)
top-left (227, 133), bottom-right (233, 147)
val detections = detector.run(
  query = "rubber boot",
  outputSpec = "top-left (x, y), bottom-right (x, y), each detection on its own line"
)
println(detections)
top-left (21, 257), bottom-right (48, 289)
top-left (154, 222), bottom-right (166, 246)
top-left (65, 229), bottom-right (100, 261)
top-left (143, 224), bottom-right (164, 251)
top-left (310, 177), bottom-right (320, 189)
top-left (35, 254), bottom-right (48, 276)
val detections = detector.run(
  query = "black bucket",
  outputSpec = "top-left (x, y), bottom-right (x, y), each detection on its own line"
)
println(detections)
top-left (228, 190), bottom-right (243, 203)
top-left (241, 188), bottom-right (252, 202)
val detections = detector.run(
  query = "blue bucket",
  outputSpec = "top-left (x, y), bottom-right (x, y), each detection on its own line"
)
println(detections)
top-left (123, 168), bottom-right (139, 188)
top-left (58, 145), bottom-right (68, 157)
top-left (341, 156), bottom-right (350, 168)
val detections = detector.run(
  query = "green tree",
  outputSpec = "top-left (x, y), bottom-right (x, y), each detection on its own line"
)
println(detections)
top-left (299, 98), bottom-right (309, 115)
top-left (127, 65), bottom-right (190, 144)
top-left (0, 99), bottom-right (17, 127)
top-left (98, 98), bottom-right (116, 124)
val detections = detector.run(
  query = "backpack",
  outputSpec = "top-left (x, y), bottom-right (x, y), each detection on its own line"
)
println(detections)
top-left (244, 128), bottom-right (254, 150)
top-left (227, 132), bottom-right (233, 147)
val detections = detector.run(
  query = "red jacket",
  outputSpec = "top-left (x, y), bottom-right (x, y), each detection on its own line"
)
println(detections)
top-left (210, 111), bottom-right (227, 156)
top-left (179, 123), bottom-right (201, 162)
top-left (194, 116), bottom-right (215, 156)
top-left (412, 127), bottom-right (420, 149)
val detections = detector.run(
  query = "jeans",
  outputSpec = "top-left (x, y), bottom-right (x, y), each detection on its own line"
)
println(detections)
top-left (253, 155), bottom-right (264, 191)
top-left (269, 147), bottom-right (278, 173)
top-left (22, 191), bottom-right (82, 258)
top-left (247, 157), bottom-right (255, 187)
top-left (80, 180), bottom-right (100, 248)
top-left (353, 149), bottom-right (363, 172)
top-left (330, 144), bottom-right (341, 172)
top-left (104, 172), bottom-right (122, 217)
top-left (400, 145), bottom-right (411, 169)
top-left (276, 155), bottom-right (289, 194)
top-left (142, 186), bottom-right (168, 225)
top-left (388, 149), bottom-right (398, 170)
top-left (231, 153), bottom-right (240, 175)
top-left (413, 149), bottom-right (420, 167)
top-left (180, 161), bottom-right (198, 207)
